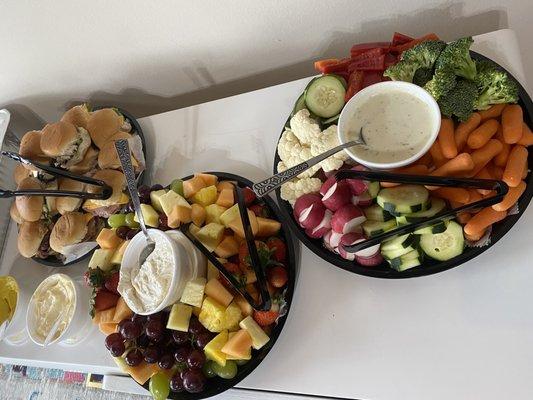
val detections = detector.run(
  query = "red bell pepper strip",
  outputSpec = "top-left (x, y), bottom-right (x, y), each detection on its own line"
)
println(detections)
top-left (350, 42), bottom-right (390, 57)
top-left (391, 32), bottom-right (414, 46)
top-left (384, 52), bottom-right (398, 67)
top-left (320, 58), bottom-right (351, 74)
top-left (362, 71), bottom-right (383, 88)
top-left (348, 54), bottom-right (386, 71)
top-left (350, 47), bottom-right (386, 62)
top-left (345, 70), bottom-right (365, 102)
top-left (314, 58), bottom-right (340, 73)
top-left (389, 33), bottom-right (440, 53)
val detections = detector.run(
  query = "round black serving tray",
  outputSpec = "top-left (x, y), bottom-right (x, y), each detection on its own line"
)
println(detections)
top-left (34, 106), bottom-right (147, 267)
top-left (274, 51), bottom-right (533, 278)
top-left (137, 172), bottom-right (296, 399)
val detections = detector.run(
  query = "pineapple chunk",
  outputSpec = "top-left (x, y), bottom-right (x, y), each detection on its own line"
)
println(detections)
top-left (89, 248), bottom-right (114, 271)
top-left (205, 204), bottom-right (227, 224)
top-left (113, 297), bottom-right (133, 322)
top-left (180, 278), bottom-right (207, 307)
top-left (199, 297), bottom-right (226, 332)
top-left (216, 188), bottom-right (234, 208)
top-left (159, 190), bottom-right (191, 217)
top-left (191, 204), bottom-right (206, 227)
top-left (239, 316), bottom-right (270, 350)
top-left (99, 322), bottom-right (118, 336)
top-left (234, 294), bottom-right (253, 317)
top-left (149, 189), bottom-right (168, 212)
top-left (183, 176), bottom-right (206, 198)
top-left (224, 302), bottom-right (242, 331)
top-left (133, 204), bottom-right (159, 227)
top-left (167, 303), bottom-right (192, 332)
top-left (196, 223), bottom-right (225, 252)
top-left (204, 330), bottom-right (228, 366)
top-left (205, 278), bottom-right (233, 307)
top-left (192, 186), bottom-right (218, 207)
top-left (110, 240), bottom-right (130, 265)
top-left (96, 228), bottom-right (123, 249)
top-left (219, 204), bottom-right (239, 227)
top-left (189, 224), bottom-right (201, 238)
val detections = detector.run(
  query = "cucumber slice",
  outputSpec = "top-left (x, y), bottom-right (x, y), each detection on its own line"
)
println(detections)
top-left (394, 257), bottom-right (422, 272)
top-left (377, 185), bottom-right (429, 216)
top-left (331, 74), bottom-right (348, 88)
top-left (420, 220), bottom-right (464, 261)
top-left (381, 234), bottom-right (417, 252)
top-left (367, 181), bottom-right (380, 198)
top-left (304, 75), bottom-right (346, 118)
top-left (321, 114), bottom-right (340, 125)
top-left (363, 204), bottom-right (394, 222)
top-left (387, 249), bottom-right (423, 270)
top-left (396, 198), bottom-right (446, 224)
top-left (413, 221), bottom-right (447, 235)
top-left (291, 92), bottom-right (307, 117)
top-left (362, 219), bottom-right (396, 238)
top-left (382, 236), bottom-right (420, 259)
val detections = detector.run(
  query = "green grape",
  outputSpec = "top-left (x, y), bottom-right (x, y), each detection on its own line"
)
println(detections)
top-left (212, 360), bottom-right (237, 379)
top-left (108, 214), bottom-right (127, 228)
top-left (235, 359), bottom-right (249, 366)
top-left (202, 360), bottom-right (217, 378)
top-left (149, 372), bottom-right (170, 400)
top-left (170, 179), bottom-right (184, 197)
top-left (125, 213), bottom-right (140, 228)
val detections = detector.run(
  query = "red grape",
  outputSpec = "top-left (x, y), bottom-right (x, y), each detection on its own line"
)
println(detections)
top-left (186, 349), bottom-right (206, 369)
top-left (158, 214), bottom-right (169, 231)
top-left (137, 334), bottom-right (150, 348)
top-left (105, 333), bottom-right (123, 350)
top-left (158, 354), bottom-right (174, 370)
top-left (120, 320), bottom-right (142, 340)
top-left (170, 373), bottom-right (185, 392)
top-left (188, 317), bottom-right (206, 335)
top-left (145, 320), bottom-right (164, 341)
top-left (147, 312), bottom-right (163, 321)
top-left (143, 346), bottom-right (160, 364)
top-left (131, 313), bottom-right (147, 325)
top-left (125, 349), bottom-right (143, 366)
top-left (172, 331), bottom-right (190, 346)
top-left (109, 341), bottom-right (125, 357)
top-left (194, 332), bottom-right (213, 349)
top-left (151, 184), bottom-right (164, 191)
top-left (182, 369), bottom-right (206, 393)
top-left (125, 229), bottom-right (139, 240)
top-left (174, 346), bottom-right (190, 363)
top-left (116, 226), bottom-right (130, 240)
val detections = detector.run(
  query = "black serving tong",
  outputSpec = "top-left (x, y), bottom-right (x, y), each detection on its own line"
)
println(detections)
top-left (335, 169), bottom-right (509, 253)
top-left (0, 151), bottom-right (112, 200)
top-left (180, 183), bottom-right (272, 311)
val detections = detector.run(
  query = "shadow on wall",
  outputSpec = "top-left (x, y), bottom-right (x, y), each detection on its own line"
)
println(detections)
top-left (5, 4), bottom-right (507, 133)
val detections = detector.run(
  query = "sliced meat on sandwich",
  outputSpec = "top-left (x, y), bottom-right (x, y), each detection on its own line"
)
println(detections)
top-left (83, 169), bottom-right (128, 218)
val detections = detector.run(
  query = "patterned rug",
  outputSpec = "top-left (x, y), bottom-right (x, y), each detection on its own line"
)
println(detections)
top-left (0, 364), bottom-right (149, 400)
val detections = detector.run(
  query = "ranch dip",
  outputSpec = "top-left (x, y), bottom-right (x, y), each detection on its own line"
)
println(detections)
top-left (346, 89), bottom-right (434, 163)
top-left (118, 234), bottom-right (175, 314)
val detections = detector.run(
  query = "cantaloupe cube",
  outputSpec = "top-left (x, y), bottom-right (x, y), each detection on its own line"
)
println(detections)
top-left (216, 181), bottom-right (235, 192)
top-left (110, 240), bottom-right (130, 265)
top-left (113, 297), bottom-right (133, 323)
top-left (246, 284), bottom-right (259, 302)
top-left (239, 316), bottom-right (270, 350)
top-left (234, 294), bottom-right (253, 317)
top-left (167, 303), bottom-right (192, 332)
top-left (99, 322), bottom-right (118, 335)
top-left (216, 188), bottom-right (234, 208)
top-left (93, 307), bottom-right (116, 324)
top-left (128, 362), bottom-right (160, 385)
top-left (167, 205), bottom-right (192, 228)
top-left (227, 211), bottom-right (258, 238)
top-left (205, 278), bottom-right (233, 307)
top-left (195, 173), bottom-right (218, 187)
top-left (183, 176), bottom-right (206, 198)
top-left (96, 228), bottom-right (123, 249)
top-left (221, 329), bottom-right (253, 359)
top-left (192, 186), bottom-right (218, 207)
top-left (191, 204), bottom-right (206, 227)
top-left (256, 217), bottom-right (281, 237)
top-left (214, 236), bottom-right (239, 258)
top-left (204, 330), bottom-right (228, 366)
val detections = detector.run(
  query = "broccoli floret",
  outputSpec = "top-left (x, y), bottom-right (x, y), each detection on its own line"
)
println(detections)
top-left (473, 60), bottom-right (518, 110)
top-left (424, 69), bottom-right (457, 100)
top-left (413, 67), bottom-right (433, 87)
top-left (435, 37), bottom-right (477, 80)
top-left (438, 79), bottom-right (478, 122)
top-left (385, 40), bottom-right (446, 83)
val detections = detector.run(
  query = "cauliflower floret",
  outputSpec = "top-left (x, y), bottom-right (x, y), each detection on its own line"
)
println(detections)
top-left (277, 129), bottom-right (320, 178)
top-left (310, 125), bottom-right (349, 172)
top-left (280, 178), bottom-right (322, 205)
top-left (290, 109), bottom-right (321, 145)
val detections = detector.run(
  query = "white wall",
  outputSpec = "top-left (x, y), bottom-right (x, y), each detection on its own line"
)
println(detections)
top-left (0, 0), bottom-right (531, 132)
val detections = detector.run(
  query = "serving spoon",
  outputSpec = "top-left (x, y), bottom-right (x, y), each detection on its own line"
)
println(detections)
top-left (252, 128), bottom-right (367, 197)
top-left (115, 139), bottom-right (155, 265)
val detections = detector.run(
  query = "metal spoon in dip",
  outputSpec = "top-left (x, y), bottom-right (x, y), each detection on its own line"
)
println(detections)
top-left (115, 139), bottom-right (155, 265)
top-left (252, 128), bottom-right (367, 197)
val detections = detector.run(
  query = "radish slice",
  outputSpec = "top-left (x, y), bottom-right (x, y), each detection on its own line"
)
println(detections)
top-left (319, 176), bottom-right (337, 196)
top-left (298, 203), bottom-right (326, 229)
top-left (306, 210), bottom-right (332, 238)
top-left (352, 191), bottom-right (373, 207)
top-left (323, 231), bottom-right (334, 251)
top-left (338, 232), bottom-right (381, 260)
top-left (294, 193), bottom-right (322, 219)
top-left (328, 231), bottom-right (343, 248)
top-left (331, 204), bottom-right (366, 234)
top-left (322, 181), bottom-right (351, 211)
top-left (355, 252), bottom-right (384, 267)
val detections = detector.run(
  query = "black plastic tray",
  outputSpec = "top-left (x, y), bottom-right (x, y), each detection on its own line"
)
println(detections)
top-left (137, 172), bottom-right (297, 399)
top-left (34, 106), bottom-right (147, 267)
top-left (274, 51), bottom-right (533, 278)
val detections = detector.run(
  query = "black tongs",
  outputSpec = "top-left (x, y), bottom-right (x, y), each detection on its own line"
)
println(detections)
top-left (335, 169), bottom-right (509, 253)
top-left (0, 151), bottom-right (112, 200)
top-left (180, 184), bottom-right (271, 311)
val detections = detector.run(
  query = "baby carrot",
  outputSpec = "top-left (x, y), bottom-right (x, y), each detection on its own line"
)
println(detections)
top-left (479, 104), bottom-right (506, 121)
top-left (503, 145), bottom-right (528, 187)
top-left (491, 164), bottom-right (504, 180)
top-left (433, 187), bottom-right (470, 203)
top-left (417, 151), bottom-right (434, 167)
top-left (474, 167), bottom-right (494, 195)
top-left (492, 180), bottom-right (526, 212)
top-left (381, 164), bottom-right (429, 187)
top-left (429, 141), bottom-right (446, 168)
top-left (467, 189), bottom-right (482, 205)
top-left (464, 207), bottom-right (507, 236)
top-left (517, 122), bottom-right (533, 147)
top-left (468, 139), bottom-right (504, 177)
top-left (431, 153), bottom-right (474, 177)
top-left (493, 125), bottom-right (511, 167)
top-left (457, 212), bottom-right (472, 225)
top-left (464, 228), bottom-right (487, 242)
top-left (438, 118), bottom-right (457, 158)
top-left (467, 119), bottom-right (499, 149)
top-left (522, 163), bottom-right (529, 179)
top-left (502, 104), bottom-right (523, 144)
top-left (455, 112), bottom-right (481, 152)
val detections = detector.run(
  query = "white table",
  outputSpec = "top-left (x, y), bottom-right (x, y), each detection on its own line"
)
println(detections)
top-left (1, 29), bottom-right (532, 400)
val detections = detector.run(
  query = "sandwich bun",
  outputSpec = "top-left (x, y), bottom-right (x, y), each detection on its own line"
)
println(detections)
top-left (97, 132), bottom-right (138, 170)
top-left (49, 212), bottom-right (89, 254)
top-left (15, 177), bottom-right (44, 222)
top-left (18, 220), bottom-right (49, 258)
top-left (61, 104), bottom-right (91, 129)
top-left (56, 178), bottom-right (86, 215)
top-left (10, 202), bottom-right (24, 224)
top-left (13, 164), bottom-right (33, 185)
top-left (85, 169), bottom-right (126, 206)
top-left (68, 146), bottom-right (99, 174)
top-left (19, 130), bottom-right (49, 170)
top-left (87, 108), bottom-right (124, 149)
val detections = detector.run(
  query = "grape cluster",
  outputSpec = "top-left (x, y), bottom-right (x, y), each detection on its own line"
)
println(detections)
top-left (105, 312), bottom-right (215, 394)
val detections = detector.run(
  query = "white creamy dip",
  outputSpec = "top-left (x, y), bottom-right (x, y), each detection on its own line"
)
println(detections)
top-left (119, 233), bottom-right (175, 314)
top-left (31, 274), bottom-right (75, 343)
top-left (346, 89), bottom-right (434, 163)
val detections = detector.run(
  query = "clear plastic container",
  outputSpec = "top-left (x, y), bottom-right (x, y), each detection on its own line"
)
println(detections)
top-left (0, 276), bottom-right (30, 346)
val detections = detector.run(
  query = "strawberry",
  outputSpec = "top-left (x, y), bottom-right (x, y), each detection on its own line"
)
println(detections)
top-left (243, 187), bottom-right (256, 206)
top-left (249, 204), bottom-right (269, 218)
top-left (238, 242), bottom-right (250, 266)
top-left (253, 302), bottom-right (280, 327)
top-left (104, 271), bottom-right (120, 295)
top-left (267, 266), bottom-right (288, 288)
top-left (266, 237), bottom-right (287, 262)
top-left (93, 289), bottom-right (119, 311)
top-left (223, 262), bottom-right (241, 274)
top-left (219, 262), bottom-right (245, 289)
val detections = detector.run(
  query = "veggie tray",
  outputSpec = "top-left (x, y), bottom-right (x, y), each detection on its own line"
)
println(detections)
top-left (86, 172), bottom-right (296, 399)
top-left (273, 32), bottom-right (533, 278)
